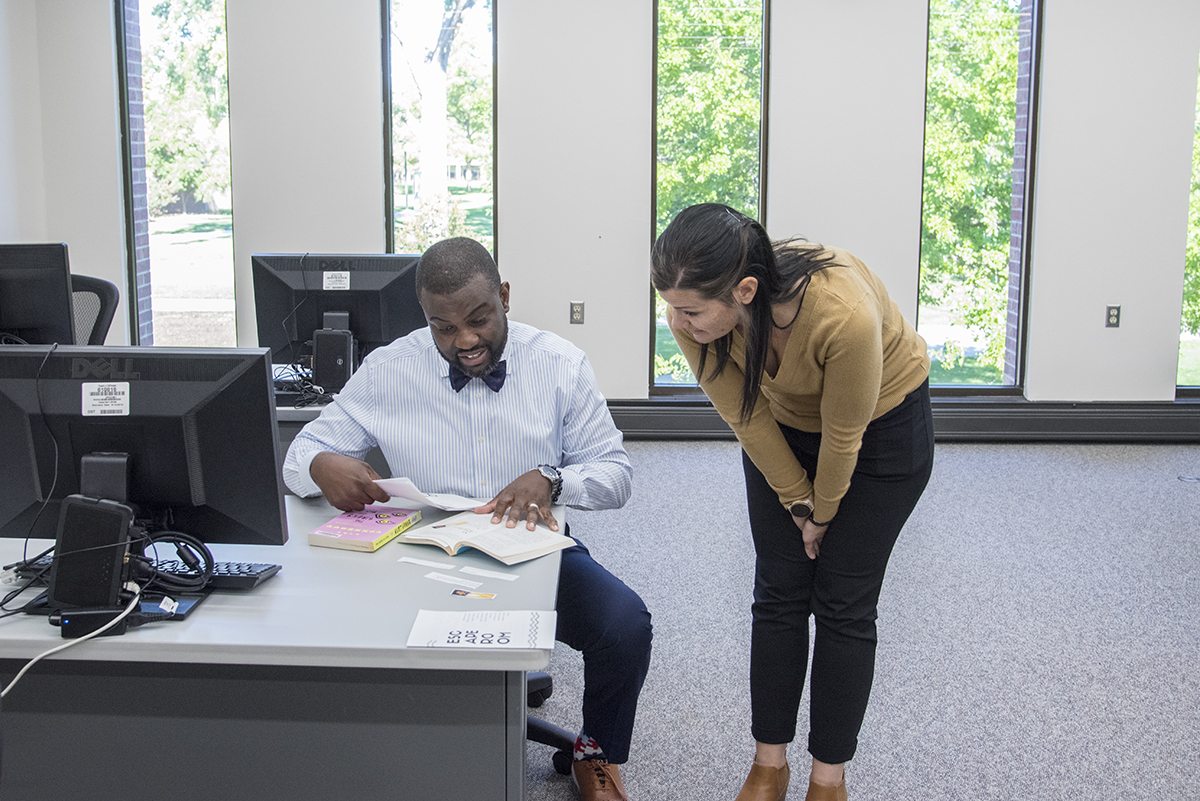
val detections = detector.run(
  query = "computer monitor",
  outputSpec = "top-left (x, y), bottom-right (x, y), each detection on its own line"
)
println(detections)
top-left (251, 252), bottom-right (425, 389)
top-left (0, 344), bottom-right (288, 546)
top-left (0, 243), bottom-right (76, 345)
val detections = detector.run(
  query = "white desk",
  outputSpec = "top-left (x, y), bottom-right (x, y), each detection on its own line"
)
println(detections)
top-left (0, 495), bottom-right (561, 800)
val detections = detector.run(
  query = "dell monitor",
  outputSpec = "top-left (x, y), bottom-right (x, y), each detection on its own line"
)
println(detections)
top-left (251, 252), bottom-right (425, 391)
top-left (0, 243), bottom-right (76, 345)
top-left (0, 345), bottom-right (288, 546)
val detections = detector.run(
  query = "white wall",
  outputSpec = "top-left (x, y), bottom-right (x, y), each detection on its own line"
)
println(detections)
top-left (1025, 0), bottom-right (1200, 401)
top-left (2, 0), bottom-right (129, 343)
top-left (0, 0), bottom-right (47, 240)
top-left (766, 0), bottom-right (929, 321)
top-left (495, 0), bottom-right (653, 400)
top-left (225, 0), bottom-right (387, 347)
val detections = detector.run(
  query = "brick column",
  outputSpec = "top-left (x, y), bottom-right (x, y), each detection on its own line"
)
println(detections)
top-left (1004, 0), bottom-right (1036, 384)
top-left (121, 0), bottom-right (154, 345)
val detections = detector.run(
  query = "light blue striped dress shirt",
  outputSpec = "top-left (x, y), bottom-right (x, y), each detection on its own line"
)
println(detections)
top-left (283, 321), bottom-right (632, 511)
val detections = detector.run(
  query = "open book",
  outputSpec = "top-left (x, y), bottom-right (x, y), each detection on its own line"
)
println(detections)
top-left (396, 507), bottom-right (572, 566)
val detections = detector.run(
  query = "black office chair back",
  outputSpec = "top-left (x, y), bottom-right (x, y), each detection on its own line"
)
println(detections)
top-left (71, 274), bottom-right (120, 345)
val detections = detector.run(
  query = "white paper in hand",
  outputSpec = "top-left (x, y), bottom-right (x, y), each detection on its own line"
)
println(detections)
top-left (374, 477), bottom-right (487, 511)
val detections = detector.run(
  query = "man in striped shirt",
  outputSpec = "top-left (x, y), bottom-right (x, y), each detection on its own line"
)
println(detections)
top-left (284, 237), bottom-right (650, 801)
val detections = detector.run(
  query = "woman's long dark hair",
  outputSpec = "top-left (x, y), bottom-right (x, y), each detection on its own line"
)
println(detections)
top-left (651, 203), bottom-right (835, 421)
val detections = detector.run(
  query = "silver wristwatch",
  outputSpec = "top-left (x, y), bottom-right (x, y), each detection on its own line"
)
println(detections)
top-left (537, 464), bottom-right (563, 504)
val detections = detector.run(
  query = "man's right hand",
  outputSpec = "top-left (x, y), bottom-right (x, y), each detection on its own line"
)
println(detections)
top-left (309, 452), bottom-right (392, 512)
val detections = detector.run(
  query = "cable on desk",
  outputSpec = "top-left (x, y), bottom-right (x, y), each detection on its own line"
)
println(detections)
top-left (0, 584), bottom-right (142, 699)
top-left (127, 530), bottom-right (215, 595)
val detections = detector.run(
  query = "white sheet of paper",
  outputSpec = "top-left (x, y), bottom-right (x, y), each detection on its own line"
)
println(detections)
top-left (373, 477), bottom-right (486, 511)
top-left (406, 609), bottom-right (557, 649)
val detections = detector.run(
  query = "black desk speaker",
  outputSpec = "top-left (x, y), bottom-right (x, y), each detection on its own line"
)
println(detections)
top-left (312, 328), bottom-right (356, 392)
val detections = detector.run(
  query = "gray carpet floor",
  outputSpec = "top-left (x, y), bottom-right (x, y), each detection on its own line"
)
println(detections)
top-left (524, 440), bottom-right (1200, 800)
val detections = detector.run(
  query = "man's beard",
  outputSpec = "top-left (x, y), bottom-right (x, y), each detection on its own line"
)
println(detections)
top-left (447, 327), bottom-right (507, 377)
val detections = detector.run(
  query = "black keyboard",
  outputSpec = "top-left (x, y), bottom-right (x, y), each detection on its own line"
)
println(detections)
top-left (9, 554), bottom-right (280, 590)
top-left (154, 559), bottom-right (281, 590)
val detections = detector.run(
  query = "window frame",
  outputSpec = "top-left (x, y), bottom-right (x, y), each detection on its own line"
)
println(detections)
top-left (916, 0), bottom-right (1042, 397)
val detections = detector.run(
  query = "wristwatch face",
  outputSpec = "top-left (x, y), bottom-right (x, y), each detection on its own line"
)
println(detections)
top-left (789, 502), bottom-right (813, 518)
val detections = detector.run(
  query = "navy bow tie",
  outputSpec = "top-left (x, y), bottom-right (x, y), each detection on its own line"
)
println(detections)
top-left (449, 359), bottom-right (507, 393)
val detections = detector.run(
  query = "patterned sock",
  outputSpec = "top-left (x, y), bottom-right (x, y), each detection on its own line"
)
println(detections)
top-left (573, 734), bottom-right (607, 762)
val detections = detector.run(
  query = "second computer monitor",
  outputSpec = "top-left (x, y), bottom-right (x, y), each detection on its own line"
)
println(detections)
top-left (252, 252), bottom-right (425, 377)
top-left (0, 243), bottom-right (76, 346)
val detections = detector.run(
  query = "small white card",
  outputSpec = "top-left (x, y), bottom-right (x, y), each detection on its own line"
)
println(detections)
top-left (460, 566), bottom-right (519, 582)
top-left (424, 571), bottom-right (482, 589)
top-left (407, 609), bottom-right (557, 649)
top-left (398, 556), bottom-right (455, 569)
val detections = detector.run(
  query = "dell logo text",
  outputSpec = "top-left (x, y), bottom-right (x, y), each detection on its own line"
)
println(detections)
top-left (71, 358), bottom-right (141, 380)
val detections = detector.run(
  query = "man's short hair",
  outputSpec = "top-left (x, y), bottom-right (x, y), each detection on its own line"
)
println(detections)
top-left (416, 237), bottom-right (501, 296)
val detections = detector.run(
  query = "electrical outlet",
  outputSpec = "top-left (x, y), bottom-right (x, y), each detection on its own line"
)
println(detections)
top-left (1106, 305), bottom-right (1120, 328)
top-left (570, 301), bottom-right (584, 324)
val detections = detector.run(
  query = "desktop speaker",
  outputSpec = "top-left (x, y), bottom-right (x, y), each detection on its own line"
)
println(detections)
top-left (46, 495), bottom-right (133, 610)
top-left (312, 328), bottom-right (356, 392)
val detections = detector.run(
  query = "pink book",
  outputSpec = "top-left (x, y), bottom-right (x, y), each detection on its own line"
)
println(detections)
top-left (307, 505), bottom-right (422, 552)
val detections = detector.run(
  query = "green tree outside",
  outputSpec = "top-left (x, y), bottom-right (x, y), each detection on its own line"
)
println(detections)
top-left (142, 0), bottom-right (231, 215)
top-left (654, 0), bottom-right (764, 384)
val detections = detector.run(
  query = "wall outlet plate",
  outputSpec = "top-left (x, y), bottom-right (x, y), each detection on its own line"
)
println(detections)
top-left (570, 301), bottom-right (584, 324)
top-left (1106, 305), bottom-right (1120, 328)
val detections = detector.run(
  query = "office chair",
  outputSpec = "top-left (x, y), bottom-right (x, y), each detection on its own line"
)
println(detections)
top-left (527, 670), bottom-right (576, 775)
top-left (71, 274), bottom-right (120, 345)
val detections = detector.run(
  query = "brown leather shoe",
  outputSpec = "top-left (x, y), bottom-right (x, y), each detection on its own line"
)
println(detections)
top-left (572, 759), bottom-right (629, 801)
top-left (803, 777), bottom-right (847, 801)
top-left (734, 761), bottom-right (790, 801)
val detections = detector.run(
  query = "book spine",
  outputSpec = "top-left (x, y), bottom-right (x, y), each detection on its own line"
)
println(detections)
top-left (369, 511), bottom-right (421, 549)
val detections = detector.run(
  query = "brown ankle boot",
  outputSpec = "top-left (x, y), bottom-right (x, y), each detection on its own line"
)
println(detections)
top-left (734, 761), bottom-right (790, 801)
top-left (803, 776), bottom-right (846, 801)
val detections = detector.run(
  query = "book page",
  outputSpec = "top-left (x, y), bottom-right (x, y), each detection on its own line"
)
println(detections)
top-left (425, 511), bottom-right (570, 560)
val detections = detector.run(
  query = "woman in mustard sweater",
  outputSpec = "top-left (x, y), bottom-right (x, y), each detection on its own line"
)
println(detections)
top-left (652, 204), bottom-right (934, 801)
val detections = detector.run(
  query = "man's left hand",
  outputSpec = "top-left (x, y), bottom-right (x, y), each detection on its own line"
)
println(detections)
top-left (475, 470), bottom-right (559, 531)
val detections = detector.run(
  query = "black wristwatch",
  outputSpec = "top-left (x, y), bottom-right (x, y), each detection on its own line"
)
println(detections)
top-left (537, 464), bottom-right (563, 505)
top-left (788, 500), bottom-right (814, 520)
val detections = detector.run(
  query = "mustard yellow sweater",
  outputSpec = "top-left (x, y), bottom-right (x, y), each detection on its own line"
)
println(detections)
top-left (670, 246), bottom-right (929, 523)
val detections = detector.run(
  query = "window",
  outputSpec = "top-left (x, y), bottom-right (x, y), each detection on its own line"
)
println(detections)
top-left (118, 0), bottom-right (235, 347)
top-left (387, 0), bottom-right (494, 254)
top-left (653, 0), bottom-right (766, 388)
top-left (1178, 56), bottom-right (1200, 388)
top-left (918, 0), bottom-right (1037, 387)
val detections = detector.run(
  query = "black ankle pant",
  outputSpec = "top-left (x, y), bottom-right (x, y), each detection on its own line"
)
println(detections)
top-left (743, 379), bottom-right (933, 764)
